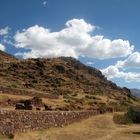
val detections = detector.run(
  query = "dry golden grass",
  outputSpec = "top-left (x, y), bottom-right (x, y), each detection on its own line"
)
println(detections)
top-left (42, 96), bottom-right (68, 107)
top-left (0, 93), bottom-right (31, 101)
top-left (3, 113), bottom-right (138, 140)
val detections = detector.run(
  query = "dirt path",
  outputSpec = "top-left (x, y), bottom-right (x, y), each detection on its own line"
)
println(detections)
top-left (4, 113), bottom-right (140, 140)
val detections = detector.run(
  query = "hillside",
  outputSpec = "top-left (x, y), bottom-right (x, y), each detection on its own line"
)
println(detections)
top-left (0, 51), bottom-right (139, 111)
top-left (0, 50), bottom-right (17, 62)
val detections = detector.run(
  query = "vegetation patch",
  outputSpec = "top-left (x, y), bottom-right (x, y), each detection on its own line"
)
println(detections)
top-left (51, 91), bottom-right (60, 97)
top-left (113, 107), bottom-right (140, 124)
top-left (63, 94), bottom-right (71, 99)
top-left (132, 132), bottom-right (140, 135)
top-left (113, 113), bottom-right (132, 124)
top-left (85, 95), bottom-right (96, 100)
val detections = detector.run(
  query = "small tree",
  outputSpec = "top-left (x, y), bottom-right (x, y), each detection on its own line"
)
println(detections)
top-left (113, 107), bottom-right (140, 124)
top-left (125, 107), bottom-right (140, 124)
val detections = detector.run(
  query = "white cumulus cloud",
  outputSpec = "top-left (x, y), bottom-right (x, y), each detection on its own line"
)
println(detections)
top-left (101, 65), bottom-right (140, 82)
top-left (0, 44), bottom-right (5, 51)
top-left (0, 26), bottom-right (10, 36)
top-left (116, 52), bottom-right (140, 68)
top-left (14, 19), bottom-right (134, 59)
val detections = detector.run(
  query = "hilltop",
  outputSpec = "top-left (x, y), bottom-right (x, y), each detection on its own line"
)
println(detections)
top-left (0, 50), bottom-right (139, 111)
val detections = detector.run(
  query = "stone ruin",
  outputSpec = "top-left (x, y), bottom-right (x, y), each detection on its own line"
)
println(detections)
top-left (0, 110), bottom-right (100, 136)
top-left (15, 97), bottom-right (42, 110)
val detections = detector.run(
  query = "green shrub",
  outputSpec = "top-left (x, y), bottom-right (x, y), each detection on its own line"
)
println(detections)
top-left (8, 133), bottom-right (14, 139)
top-left (32, 79), bottom-right (38, 83)
top-left (85, 95), bottom-right (96, 100)
top-left (125, 107), bottom-right (140, 124)
top-left (55, 65), bottom-right (65, 72)
top-left (51, 91), bottom-right (60, 96)
top-left (113, 107), bottom-right (140, 124)
top-left (35, 59), bottom-right (45, 68)
top-left (63, 94), bottom-right (70, 99)
top-left (9, 83), bottom-right (18, 88)
top-left (113, 114), bottom-right (132, 124)
top-left (50, 78), bottom-right (61, 87)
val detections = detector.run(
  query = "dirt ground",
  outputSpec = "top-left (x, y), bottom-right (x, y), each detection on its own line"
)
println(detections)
top-left (1, 113), bottom-right (140, 140)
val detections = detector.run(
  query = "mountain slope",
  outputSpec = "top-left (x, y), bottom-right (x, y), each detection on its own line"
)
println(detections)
top-left (0, 57), bottom-right (127, 95)
top-left (0, 50), bottom-right (17, 62)
top-left (0, 51), bottom-right (139, 111)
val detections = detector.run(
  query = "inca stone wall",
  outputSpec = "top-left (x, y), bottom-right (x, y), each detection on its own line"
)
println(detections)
top-left (0, 110), bottom-right (99, 135)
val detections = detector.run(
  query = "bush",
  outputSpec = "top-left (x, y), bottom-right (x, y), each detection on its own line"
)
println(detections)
top-left (55, 65), bottom-right (65, 72)
top-left (50, 78), bottom-right (61, 87)
top-left (113, 114), bottom-right (126, 124)
top-left (63, 94), bottom-right (71, 99)
top-left (9, 83), bottom-right (18, 88)
top-left (125, 107), bottom-right (140, 124)
top-left (8, 133), bottom-right (14, 139)
top-left (113, 107), bottom-right (140, 124)
top-left (85, 95), bottom-right (96, 100)
top-left (32, 79), bottom-right (38, 83)
top-left (35, 59), bottom-right (45, 68)
top-left (51, 91), bottom-right (60, 96)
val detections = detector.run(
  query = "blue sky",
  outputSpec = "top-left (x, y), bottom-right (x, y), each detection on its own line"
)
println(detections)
top-left (0, 0), bottom-right (140, 89)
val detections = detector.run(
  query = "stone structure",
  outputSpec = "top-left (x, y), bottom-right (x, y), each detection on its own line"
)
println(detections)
top-left (0, 110), bottom-right (99, 135)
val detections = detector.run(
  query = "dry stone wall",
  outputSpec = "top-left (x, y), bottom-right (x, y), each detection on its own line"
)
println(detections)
top-left (0, 110), bottom-right (99, 135)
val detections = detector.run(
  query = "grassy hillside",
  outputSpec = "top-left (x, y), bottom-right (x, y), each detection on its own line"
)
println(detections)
top-left (0, 51), bottom-right (139, 111)
top-left (0, 50), bottom-right (17, 62)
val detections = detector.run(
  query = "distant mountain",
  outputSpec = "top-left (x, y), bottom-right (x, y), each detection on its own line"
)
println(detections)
top-left (0, 50), bottom-right (139, 111)
top-left (131, 89), bottom-right (140, 98)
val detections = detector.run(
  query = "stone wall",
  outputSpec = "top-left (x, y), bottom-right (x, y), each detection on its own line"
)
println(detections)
top-left (0, 110), bottom-right (99, 135)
